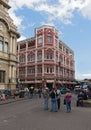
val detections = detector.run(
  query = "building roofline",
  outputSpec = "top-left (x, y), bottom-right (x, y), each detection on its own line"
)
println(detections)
top-left (59, 40), bottom-right (74, 53)
top-left (17, 37), bottom-right (35, 44)
top-left (35, 25), bottom-right (58, 32)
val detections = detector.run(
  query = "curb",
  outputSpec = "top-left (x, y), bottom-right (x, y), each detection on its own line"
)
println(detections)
top-left (83, 100), bottom-right (91, 107)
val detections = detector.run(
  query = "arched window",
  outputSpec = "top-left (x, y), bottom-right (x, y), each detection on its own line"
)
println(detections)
top-left (20, 55), bottom-right (26, 63)
top-left (46, 50), bottom-right (53, 59)
top-left (28, 53), bottom-right (35, 61)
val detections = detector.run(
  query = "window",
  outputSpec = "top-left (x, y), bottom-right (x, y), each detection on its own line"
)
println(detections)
top-left (60, 69), bottom-right (63, 75)
top-left (59, 44), bottom-right (62, 50)
top-left (46, 53), bottom-right (53, 59)
top-left (37, 36), bottom-right (43, 44)
top-left (55, 39), bottom-right (57, 45)
top-left (19, 67), bottom-right (25, 75)
top-left (38, 68), bottom-right (42, 73)
top-left (20, 56), bottom-right (26, 63)
top-left (19, 70), bottom-right (25, 75)
top-left (63, 47), bottom-right (65, 52)
top-left (56, 55), bottom-right (58, 61)
top-left (37, 54), bottom-right (42, 60)
top-left (28, 55), bottom-right (35, 61)
top-left (46, 34), bottom-right (52, 43)
top-left (4, 42), bottom-right (8, 53)
top-left (28, 68), bottom-right (35, 74)
top-left (0, 70), bottom-right (5, 83)
top-left (0, 36), bottom-right (3, 51)
top-left (20, 44), bottom-right (26, 50)
top-left (46, 67), bottom-right (53, 73)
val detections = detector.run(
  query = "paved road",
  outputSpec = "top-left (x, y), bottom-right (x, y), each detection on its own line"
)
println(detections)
top-left (0, 95), bottom-right (91, 130)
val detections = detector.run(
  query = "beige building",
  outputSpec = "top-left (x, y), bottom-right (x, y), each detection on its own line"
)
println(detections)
top-left (0, 0), bottom-right (20, 92)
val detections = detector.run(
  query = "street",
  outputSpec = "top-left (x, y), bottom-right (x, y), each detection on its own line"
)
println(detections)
top-left (0, 94), bottom-right (91, 130)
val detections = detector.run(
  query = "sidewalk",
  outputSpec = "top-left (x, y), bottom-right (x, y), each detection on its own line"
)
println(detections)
top-left (0, 94), bottom-right (39, 105)
top-left (0, 96), bottom-right (30, 105)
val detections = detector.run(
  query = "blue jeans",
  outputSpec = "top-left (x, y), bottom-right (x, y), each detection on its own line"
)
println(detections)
top-left (66, 101), bottom-right (71, 112)
top-left (44, 98), bottom-right (49, 110)
top-left (51, 98), bottom-right (58, 112)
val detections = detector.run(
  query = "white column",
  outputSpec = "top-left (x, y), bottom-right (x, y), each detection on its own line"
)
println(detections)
top-left (35, 29), bottom-right (37, 77)
top-left (26, 42), bottom-right (28, 77)
top-left (12, 66), bottom-right (16, 83)
top-left (54, 49), bottom-right (56, 76)
top-left (42, 27), bottom-right (44, 77)
top-left (9, 66), bottom-right (11, 78)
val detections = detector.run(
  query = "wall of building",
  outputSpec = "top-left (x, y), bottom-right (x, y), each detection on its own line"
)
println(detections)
top-left (17, 25), bottom-right (75, 89)
top-left (0, 0), bottom-right (20, 93)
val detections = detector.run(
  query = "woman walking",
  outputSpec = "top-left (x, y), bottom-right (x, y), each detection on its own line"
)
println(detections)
top-left (65, 90), bottom-right (72, 112)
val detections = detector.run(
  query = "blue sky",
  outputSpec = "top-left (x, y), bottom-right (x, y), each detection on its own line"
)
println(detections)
top-left (9, 0), bottom-right (91, 80)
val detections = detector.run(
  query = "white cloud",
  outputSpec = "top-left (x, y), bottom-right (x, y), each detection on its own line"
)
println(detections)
top-left (80, 0), bottom-right (91, 20)
top-left (9, 9), bottom-right (23, 27)
top-left (17, 35), bottom-right (27, 42)
top-left (9, 0), bottom-right (91, 30)
top-left (76, 72), bottom-right (91, 80)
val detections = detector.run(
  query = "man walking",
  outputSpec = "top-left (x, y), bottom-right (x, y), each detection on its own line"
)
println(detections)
top-left (50, 88), bottom-right (58, 112)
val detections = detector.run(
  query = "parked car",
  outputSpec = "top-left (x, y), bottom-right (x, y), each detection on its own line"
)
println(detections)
top-left (82, 85), bottom-right (89, 92)
top-left (74, 85), bottom-right (81, 93)
top-left (60, 88), bottom-right (69, 94)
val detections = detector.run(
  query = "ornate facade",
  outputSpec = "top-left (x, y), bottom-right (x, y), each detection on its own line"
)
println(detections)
top-left (0, 0), bottom-right (20, 92)
top-left (17, 25), bottom-right (75, 89)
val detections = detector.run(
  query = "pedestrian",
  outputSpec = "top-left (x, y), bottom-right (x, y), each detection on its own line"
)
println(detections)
top-left (38, 87), bottom-right (42, 98)
top-left (56, 89), bottom-right (61, 110)
top-left (65, 90), bottom-right (72, 112)
top-left (0, 93), bottom-right (2, 101)
top-left (83, 91), bottom-right (88, 100)
top-left (76, 91), bottom-right (84, 106)
top-left (50, 88), bottom-right (58, 112)
top-left (24, 87), bottom-right (29, 97)
top-left (29, 86), bottom-right (34, 98)
top-left (43, 87), bottom-right (49, 110)
top-left (2, 93), bottom-right (6, 101)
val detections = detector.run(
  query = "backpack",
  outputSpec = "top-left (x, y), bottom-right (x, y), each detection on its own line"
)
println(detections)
top-left (50, 91), bottom-right (56, 98)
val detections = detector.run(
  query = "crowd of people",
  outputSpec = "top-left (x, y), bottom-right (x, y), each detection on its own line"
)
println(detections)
top-left (1, 85), bottom-right (89, 112)
top-left (15, 85), bottom-right (72, 113)
top-left (42, 87), bottom-right (72, 113)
